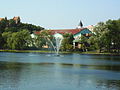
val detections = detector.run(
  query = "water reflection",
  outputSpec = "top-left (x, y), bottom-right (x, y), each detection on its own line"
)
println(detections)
top-left (0, 62), bottom-right (22, 90)
top-left (0, 52), bottom-right (120, 90)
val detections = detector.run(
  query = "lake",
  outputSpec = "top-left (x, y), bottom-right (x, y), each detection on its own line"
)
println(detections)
top-left (0, 52), bottom-right (120, 90)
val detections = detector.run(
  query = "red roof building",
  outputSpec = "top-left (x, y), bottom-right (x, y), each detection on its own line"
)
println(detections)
top-left (34, 28), bottom-right (87, 35)
top-left (48, 28), bottom-right (86, 35)
top-left (33, 27), bottom-right (93, 49)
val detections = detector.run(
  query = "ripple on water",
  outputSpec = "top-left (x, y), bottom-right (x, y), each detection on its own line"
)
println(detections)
top-left (0, 52), bottom-right (120, 90)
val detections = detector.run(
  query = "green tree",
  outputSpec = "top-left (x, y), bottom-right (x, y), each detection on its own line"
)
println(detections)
top-left (88, 22), bottom-right (109, 52)
top-left (18, 23), bottom-right (44, 33)
top-left (33, 34), bottom-right (46, 48)
top-left (14, 29), bottom-right (31, 49)
top-left (87, 35), bottom-right (98, 50)
top-left (2, 30), bottom-right (31, 50)
top-left (61, 33), bottom-right (74, 51)
top-left (2, 32), bottom-right (12, 49)
top-left (88, 19), bottom-right (120, 53)
top-left (0, 17), bottom-right (44, 49)
top-left (106, 19), bottom-right (120, 53)
top-left (0, 33), bottom-right (4, 48)
top-left (78, 35), bottom-right (88, 51)
top-left (0, 19), bottom-right (8, 33)
top-left (4, 27), bottom-right (18, 32)
top-left (9, 19), bottom-right (16, 27)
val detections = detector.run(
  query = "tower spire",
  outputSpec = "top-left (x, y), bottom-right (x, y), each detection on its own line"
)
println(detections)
top-left (79, 20), bottom-right (83, 28)
top-left (77, 20), bottom-right (83, 29)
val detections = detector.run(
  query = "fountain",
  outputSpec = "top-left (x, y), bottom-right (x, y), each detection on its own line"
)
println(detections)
top-left (54, 33), bottom-right (63, 56)
top-left (45, 33), bottom-right (63, 56)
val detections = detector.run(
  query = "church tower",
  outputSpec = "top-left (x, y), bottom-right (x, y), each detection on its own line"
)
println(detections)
top-left (77, 20), bottom-right (83, 28)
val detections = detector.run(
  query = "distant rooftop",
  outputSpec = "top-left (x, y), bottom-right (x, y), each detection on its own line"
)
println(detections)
top-left (34, 28), bottom-right (88, 35)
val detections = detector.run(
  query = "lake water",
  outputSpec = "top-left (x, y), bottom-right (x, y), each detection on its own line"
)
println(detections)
top-left (0, 52), bottom-right (120, 90)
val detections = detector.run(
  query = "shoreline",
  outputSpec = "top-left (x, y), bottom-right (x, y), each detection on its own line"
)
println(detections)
top-left (0, 49), bottom-right (119, 56)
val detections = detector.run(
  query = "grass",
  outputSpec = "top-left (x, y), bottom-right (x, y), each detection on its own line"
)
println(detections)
top-left (0, 49), bottom-right (72, 54)
top-left (0, 49), bottom-right (53, 53)
top-left (81, 50), bottom-right (120, 55)
top-left (0, 49), bottom-right (119, 55)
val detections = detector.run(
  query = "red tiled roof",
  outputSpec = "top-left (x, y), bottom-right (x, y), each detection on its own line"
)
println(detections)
top-left (34, 28), bottom-right (86, 35)
top-left (35, 31), bottom-right (41, 34)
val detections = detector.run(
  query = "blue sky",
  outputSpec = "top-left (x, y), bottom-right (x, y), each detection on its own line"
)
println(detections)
top-left (0, 0), bottom-right (120, 29)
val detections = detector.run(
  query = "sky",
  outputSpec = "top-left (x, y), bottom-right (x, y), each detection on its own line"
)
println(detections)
top-left (0, 0), bottom-right (120, 29)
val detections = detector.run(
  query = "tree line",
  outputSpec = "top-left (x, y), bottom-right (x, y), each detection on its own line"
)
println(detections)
top-left (0, 17), bottom-right (44, 49)
top-left (0, 18), bottom-right (120, 53)
top-left (81, 19), bottom-right (120, 53)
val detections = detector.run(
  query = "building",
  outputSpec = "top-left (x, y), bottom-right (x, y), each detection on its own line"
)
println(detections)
top-left (47, 28), bottom-right (92, 49)
top-left (13, 16), bottom-right (20, 24)
top-left (86, 25), bottom-right (94, 32)
top-left (33, 21), bottom-right (93, 49)
top-left (34, 28), bottom-right (92, 49)
top-left (0, 16), bottom-right (20, 24)
top-left (0, 18), bottom-right (5, 21)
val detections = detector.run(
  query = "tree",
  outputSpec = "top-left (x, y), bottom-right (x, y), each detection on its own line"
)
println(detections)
top-left (0, 33), bottom-right (4, 48)
top-left (13, 29), bottom-right (31, 49)
top-left (88, 19), bottom-right (120, 53)
top-left (87, 35), bottom-right (99, 50)
top-left (0, 17), bottom-right (44, 49)
top-left (78, 35), bottom-right (88, 51)
top-left (63, 33), bottom-right (74, 44)
top-left (18, 23), bottom-right (44, 33)
top-left (0, 19), bottom-right (8, 33)
top-left (0, 17), bottom-right (44, 33)
top-left (61, 33), bottom-right (74, 51)
top-left (2, 32), bottom-right (12, 49)
top-left (106, 19), bottom-right (120, 53)
top-left (4, 27), bottom-right (18, 32)
top-left (88, 22), bottom-right (109, 52)
top-left (2, 30), bottom-right (31, 50)
top-left (9, 19), bottom-right (17, 27)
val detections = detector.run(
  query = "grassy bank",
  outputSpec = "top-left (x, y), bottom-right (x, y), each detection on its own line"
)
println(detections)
top-left (0, 49), bottom-right (54, 53)
top-left (81, 51), bottom-right (120, 55)
top-left (0, 49), bottom-right (119, 55)
top-left (0, 49), bottom-right (72, 54)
